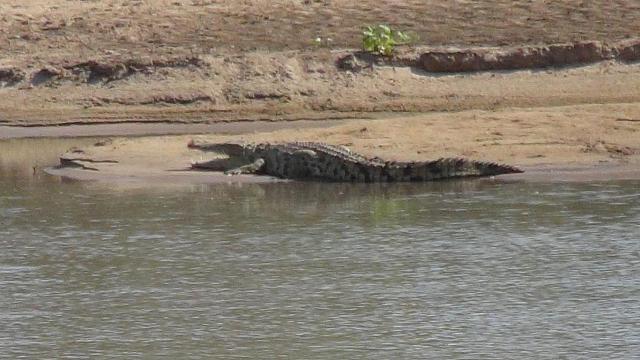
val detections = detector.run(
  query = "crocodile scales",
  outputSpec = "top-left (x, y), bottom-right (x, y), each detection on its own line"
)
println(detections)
top-left (188, 140), bottom-right (523, 182)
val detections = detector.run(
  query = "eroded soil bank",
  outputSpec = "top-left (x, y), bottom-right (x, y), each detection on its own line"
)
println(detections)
top-left (3, 0), bottom-right (640, 126)
top-left (3, 40), bottom-right (640, 126)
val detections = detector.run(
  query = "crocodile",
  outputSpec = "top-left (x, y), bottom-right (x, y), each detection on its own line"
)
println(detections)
top-left (188, 140), bottom-right (523, 182)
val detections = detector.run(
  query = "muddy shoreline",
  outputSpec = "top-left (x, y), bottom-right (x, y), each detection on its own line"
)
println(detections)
top-left (45, 160), bottom-right (640, 185)
top-left (35, 102), bottom-right (640, 184)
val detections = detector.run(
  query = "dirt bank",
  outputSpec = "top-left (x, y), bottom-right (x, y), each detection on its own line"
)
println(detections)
top-left (2, 1), bottom-right (640, 126)
top-left (3, 46), bottom-right (640, 126)
top-left (416, 39), bottom-right (640, 72)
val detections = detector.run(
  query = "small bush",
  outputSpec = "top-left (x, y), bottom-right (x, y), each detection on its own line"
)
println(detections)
top-left (362, 25), bottom-right (410, 56)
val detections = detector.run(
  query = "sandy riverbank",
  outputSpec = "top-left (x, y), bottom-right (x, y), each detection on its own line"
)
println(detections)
top-left (1, 1), bottom-right (639, 183)
top-left (43, 103), bottom-right (640, 184)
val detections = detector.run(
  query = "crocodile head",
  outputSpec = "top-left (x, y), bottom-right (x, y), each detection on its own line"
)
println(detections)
top-left (188, 140), bottom-right (254, 157)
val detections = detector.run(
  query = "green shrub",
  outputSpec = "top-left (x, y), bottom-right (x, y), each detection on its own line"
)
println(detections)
top-left (362, 25), bottom-right (410, 56)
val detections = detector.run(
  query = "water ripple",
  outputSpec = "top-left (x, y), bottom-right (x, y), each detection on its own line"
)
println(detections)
top-left (1, 178), bottom-right (639, 358)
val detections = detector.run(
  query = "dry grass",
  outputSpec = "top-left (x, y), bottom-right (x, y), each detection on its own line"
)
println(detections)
top-left (2, 0), bottom-right (640, 63)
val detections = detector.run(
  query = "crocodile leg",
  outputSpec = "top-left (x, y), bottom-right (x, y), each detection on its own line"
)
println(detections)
top-left (224, 158), bottom-right (266, 175)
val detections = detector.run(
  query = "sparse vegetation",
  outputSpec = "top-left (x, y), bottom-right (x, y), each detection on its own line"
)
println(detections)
top-left (362, 25), bottom-right (410, 56)
top-left (312, 36), bottom-right (334, 48)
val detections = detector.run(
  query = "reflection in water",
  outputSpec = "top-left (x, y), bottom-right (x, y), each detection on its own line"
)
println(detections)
top-left (0, 137), bottom-right (101, 182)
top-left (1, 138), bottom-right (640, 358)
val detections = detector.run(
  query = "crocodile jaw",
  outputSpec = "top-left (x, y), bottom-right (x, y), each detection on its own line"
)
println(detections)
top-left (188, 140), bottom-right (253, 157)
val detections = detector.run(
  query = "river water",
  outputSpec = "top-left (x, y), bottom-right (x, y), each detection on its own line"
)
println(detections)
top-left (1, 138), bottom-right (639, 358)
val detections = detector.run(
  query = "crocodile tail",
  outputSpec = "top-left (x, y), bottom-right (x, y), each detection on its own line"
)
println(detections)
top-left (465, 158), bottom-right (524, 177)
top-left (399, 157), bottom-right (523, 181)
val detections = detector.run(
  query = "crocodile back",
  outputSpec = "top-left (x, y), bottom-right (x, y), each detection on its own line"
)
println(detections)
top-left (253, 142), bottom-right (385, 181)
top-left (256, 143), bottom-right (523, 182)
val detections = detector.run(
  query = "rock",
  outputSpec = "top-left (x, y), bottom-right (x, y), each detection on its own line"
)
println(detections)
top-left (336, 54), bottom-right (366, 72)
top-left (616, 39), bottom-right (640, 62)
top-left (0, 67), bottom-right (25, 86)
top-left (31, 66), bottom-right (66, 86)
